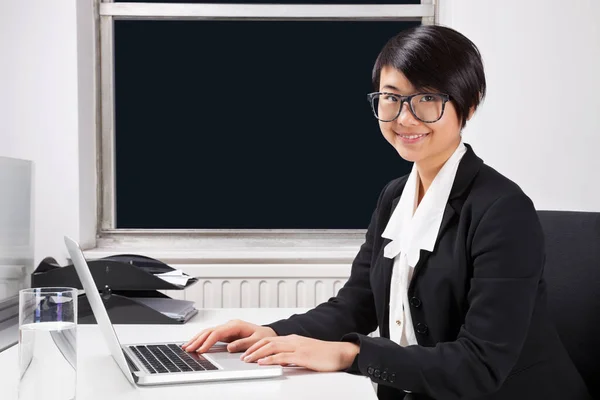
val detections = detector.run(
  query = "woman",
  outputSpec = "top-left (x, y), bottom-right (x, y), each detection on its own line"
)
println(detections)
top-left (183, 25), bottom-right (590, 399)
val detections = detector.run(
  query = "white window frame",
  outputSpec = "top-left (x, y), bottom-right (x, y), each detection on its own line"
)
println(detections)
top-left (96, 1), bottom-right (437, 261)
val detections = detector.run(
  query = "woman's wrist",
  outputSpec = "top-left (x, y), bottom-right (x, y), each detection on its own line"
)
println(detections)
top-left (339, 342), bottom-right (360, 369)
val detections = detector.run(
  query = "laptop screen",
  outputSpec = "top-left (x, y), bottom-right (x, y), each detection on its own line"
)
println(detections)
top-left (64, 236), bottom-right (136, 385)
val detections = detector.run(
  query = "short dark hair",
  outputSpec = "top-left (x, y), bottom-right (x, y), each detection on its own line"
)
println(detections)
top-left (372, 25), bottom-right (486, 128)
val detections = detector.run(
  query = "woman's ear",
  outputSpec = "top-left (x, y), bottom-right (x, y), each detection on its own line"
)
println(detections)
top-left (467, 91), bottom-right (485, 121)
top-left (467, 105), bottom-right (476, 121)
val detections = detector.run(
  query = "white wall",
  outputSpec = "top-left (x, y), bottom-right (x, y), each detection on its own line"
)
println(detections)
top-left (0, 0), bottom-right (96, 271)
top-left (439, 0), bottom-right (600, 211)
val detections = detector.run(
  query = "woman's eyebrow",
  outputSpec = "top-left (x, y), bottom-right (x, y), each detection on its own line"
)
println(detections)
top-left (381, 84), bottom-right (418, 95)
top-left (381, 84), bottom-right (402, 92)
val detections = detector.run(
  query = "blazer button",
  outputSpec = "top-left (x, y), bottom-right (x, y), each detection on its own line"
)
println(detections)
top-left (367, 366), bottom-right (374, 375)
top-left (374, 369), bottom-right (381, 378)
top-left (381, 371), bottom-right (388, 381)
top-left (389, 373), bottom-right (396, 383)
top-left (416, 322), bottom-right (429, 335)
top-left (409, 297), bottom-right (422, 308)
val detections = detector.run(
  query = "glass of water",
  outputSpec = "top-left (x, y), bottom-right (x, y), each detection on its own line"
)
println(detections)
top-left (18, 287), bottom-right (78, 400)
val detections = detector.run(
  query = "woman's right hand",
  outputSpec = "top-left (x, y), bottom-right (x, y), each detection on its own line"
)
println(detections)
top-left (182, 319), bottom-right (278, 354)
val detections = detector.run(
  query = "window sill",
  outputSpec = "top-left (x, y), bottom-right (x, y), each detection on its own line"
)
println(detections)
top-left (88, 231), bottom-right (366, 265)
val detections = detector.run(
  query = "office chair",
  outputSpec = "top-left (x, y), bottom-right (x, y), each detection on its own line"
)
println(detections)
top-left (537, 210), bottom-right (600, 399)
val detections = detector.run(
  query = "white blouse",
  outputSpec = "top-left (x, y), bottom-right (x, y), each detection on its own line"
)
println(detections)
top-left (381, 141), bottom-right (467, 347)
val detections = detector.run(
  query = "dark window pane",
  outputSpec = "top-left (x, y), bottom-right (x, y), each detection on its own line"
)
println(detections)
top-left (114, 20), bottom-right (416, 229)
top-left (115, 1), bottom-right (420, 4)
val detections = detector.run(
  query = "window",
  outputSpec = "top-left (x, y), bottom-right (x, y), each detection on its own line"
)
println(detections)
top-left (98, 1), bottom-right (436, 246)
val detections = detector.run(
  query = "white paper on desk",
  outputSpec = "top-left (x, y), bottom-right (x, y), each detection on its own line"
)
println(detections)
top-left (154, 269), bottom-right (191, 287)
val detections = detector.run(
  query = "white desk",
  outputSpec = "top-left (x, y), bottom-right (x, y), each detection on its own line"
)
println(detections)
top-left (0, 308), bottom-right (377, 400)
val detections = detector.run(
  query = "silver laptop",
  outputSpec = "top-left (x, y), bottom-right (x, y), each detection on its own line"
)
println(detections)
top-left (64, 236), bottom-right (283, 386)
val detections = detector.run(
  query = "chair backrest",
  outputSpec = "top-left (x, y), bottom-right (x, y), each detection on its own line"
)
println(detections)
top-left (537, 211), bottom-right (600, 398)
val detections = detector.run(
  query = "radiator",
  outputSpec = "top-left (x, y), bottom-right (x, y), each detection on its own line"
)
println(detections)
top-left (162, 264), bottom-right (351, 308)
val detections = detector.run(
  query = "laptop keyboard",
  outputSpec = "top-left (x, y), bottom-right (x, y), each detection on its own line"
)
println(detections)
top-left (129, 344), bottom-right (219, 374)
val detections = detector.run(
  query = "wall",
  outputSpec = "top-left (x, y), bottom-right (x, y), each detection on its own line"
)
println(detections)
top-left (0, 0), bottom-right (96, 274)
top-left (439, 0), bottom-right (600, 211)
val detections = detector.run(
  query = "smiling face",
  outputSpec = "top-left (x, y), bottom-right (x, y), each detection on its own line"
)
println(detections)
top-left (378, 66), bottom-right (463, 167)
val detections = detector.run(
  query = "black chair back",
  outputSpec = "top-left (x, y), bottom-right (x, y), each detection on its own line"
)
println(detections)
top-left (537, 211), bottom-right (600, 398)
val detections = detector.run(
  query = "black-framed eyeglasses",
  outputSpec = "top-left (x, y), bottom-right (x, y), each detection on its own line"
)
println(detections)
top-left (367, 92), bottom-right (450, 123)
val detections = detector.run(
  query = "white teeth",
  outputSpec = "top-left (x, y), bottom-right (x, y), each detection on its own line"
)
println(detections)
top-left (402, 134), bottom-right (427, 139)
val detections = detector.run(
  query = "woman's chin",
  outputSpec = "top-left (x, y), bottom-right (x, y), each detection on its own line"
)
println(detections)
top-left (394, 145), bottom-right (425, 163)
top-left (390, 133), bottom-right (431, 162)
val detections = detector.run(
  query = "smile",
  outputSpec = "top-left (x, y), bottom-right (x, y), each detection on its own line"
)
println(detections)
top-left (395, 132), bottom-right (430, 143)
top-left (399, 133), bottom-right (429, 139)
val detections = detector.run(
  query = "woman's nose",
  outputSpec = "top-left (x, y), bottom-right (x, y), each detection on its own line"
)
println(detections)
top-left (397, 101), bottom-right (419, 126)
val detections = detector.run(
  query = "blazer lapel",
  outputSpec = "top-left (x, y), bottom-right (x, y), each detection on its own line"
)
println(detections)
top-left (408, 204), bottom-right (456, 291)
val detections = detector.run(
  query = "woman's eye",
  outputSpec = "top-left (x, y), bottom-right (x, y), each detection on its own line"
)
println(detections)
top-left (383, 95), bottom-right (398, 102)
top-left (420, 95), bottom-right (435, 102)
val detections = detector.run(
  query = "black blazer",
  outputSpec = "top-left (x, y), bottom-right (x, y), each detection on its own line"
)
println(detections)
top-left (267, 144), bottom-right (591, 400)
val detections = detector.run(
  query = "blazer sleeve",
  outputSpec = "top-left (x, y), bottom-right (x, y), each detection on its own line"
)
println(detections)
top-left (263, 181), bottom-right (393, 341)
top-left (341, 193), bottom-right (545, 399)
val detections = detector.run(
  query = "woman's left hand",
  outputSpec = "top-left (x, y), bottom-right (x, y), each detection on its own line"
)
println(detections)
top-left (240, 334), bottom-right (360, 372)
